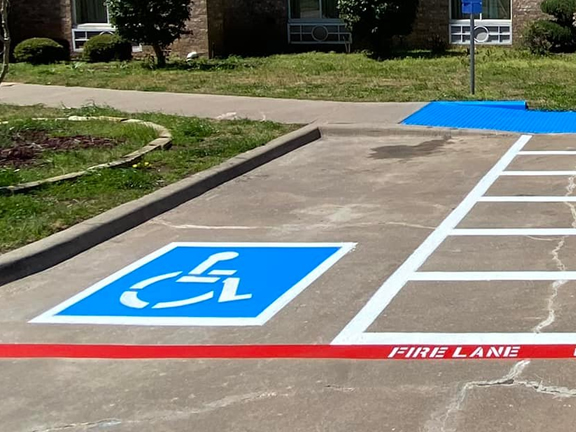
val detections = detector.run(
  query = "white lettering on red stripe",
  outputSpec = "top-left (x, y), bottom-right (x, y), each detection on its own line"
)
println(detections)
top-left (387, 346), bottom-right (521, 359)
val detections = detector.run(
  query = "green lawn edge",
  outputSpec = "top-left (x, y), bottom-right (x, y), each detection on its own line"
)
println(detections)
top-left (8, 50), bottom-right (576, 110)
top-left (0, 105), bottom-right (296, 253)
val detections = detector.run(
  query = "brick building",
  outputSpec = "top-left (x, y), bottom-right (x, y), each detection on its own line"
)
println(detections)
top-left (11, 0), bottom-right (543, 57)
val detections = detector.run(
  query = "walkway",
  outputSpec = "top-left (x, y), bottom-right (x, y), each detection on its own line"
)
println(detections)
top-left (0, 82), bottom-right (424, 124)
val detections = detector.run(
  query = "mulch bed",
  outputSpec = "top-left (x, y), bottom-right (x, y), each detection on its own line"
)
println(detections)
top-left (0, 130), bottom-right (121, 167)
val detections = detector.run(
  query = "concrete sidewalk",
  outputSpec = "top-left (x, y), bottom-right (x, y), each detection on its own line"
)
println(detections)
top-left (0, 82), bottom-right (425, 124)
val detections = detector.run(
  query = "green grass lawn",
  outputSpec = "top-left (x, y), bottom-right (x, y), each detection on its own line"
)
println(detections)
top-left (0, 105), bottom-right (295, 253)
top-left (8, 49), bottom-right (576, 110)
top-left (0, 117), bottom-right (158, 186)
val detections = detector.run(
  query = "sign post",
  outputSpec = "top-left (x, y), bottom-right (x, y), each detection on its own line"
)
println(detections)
top-left (462, 0), bottom-right (482, 95)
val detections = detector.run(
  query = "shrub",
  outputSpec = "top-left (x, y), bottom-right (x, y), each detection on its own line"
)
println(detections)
top-left (338, 0), bottom-right (420, 55)
top-left (82, 34), bottom-right (132, 62)
top-left (107, 0), bottom-right (192, 67)
top-left (540, 0), bottom-right (576, 26)
top-left (427, 34), bottom-right (448, 55)
top-left (13, 38), bottom-right (68, 65)
top-left (523, 20), bottom-right (573, 54)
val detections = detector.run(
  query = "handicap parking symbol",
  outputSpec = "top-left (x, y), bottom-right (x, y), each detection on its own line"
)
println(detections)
top-left (32, 242), bottom-right (355, 326)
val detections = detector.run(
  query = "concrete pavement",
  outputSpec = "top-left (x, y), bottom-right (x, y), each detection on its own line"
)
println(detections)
top-left (0, 82), bottom-right (425, 124)
top-left (5, 128), bottom-right (576, 431)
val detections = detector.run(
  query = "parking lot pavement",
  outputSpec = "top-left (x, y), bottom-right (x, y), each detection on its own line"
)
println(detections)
top-left (4, 129), bottom-right (576, 431)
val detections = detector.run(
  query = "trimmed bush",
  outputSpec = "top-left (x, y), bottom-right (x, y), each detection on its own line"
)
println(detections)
top-left (541, 0), bottom-right (576, 26)
top-left (82, 34), bottom-right (132, 63)
top-left (523, 20), bottom-right (573, 54)
top-left (338, 0), bottom-right (420, 55)
top-left (13, 38), bottom-right (68, 65)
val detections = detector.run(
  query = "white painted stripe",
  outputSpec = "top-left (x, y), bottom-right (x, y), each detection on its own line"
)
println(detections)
top-left (31, 315), bottom-right (265, 326)
top-left (256, 243), bottom-right (357, 325)
top-left (451, 228), bottom-right (576, 236)
top-left (479, 196), bottom-right (576, 202)
top-left (351, 332), bottom-right (576, 346)
top-left (519, 151), bottom-right (576, 155)
top-left (331, 135), bottom-right (533, 345)
top-left (209, 270), bottom-right (236, 276)
top-left (501, 171), bottom-right (576, 176)
top-left (176, 276), bottom-right (220, 283)
top-left (412, 271), bottom-right (576, 281)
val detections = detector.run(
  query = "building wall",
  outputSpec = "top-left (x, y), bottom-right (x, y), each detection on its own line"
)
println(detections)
top-left (9, 0), bottom-right (549, 58)
top-left (206, 0), bottom-right (225, 56)
top-left (11, 0), bottom-right (72, 49)
top-left (407, 0), bottom-right (451, 49)
top-left (222, 0), bottom-right (288, 56)
top-left (406, 0), bottom-right (544, 48)
top-left (513, 0), bottom-right (545, 45)
top-left (172, 0), bottom-right (287, 57)
top-left (170, 0), bottom-right (211, 57)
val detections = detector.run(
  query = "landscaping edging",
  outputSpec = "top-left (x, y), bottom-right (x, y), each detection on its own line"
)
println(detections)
top-left (0, 116), bottom-right (172, 194)
top-left (0, 124), bottom-right (320, 286)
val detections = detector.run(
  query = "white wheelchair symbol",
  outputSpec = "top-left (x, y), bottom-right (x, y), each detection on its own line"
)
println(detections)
top-left (120, 251), bottom-right (252, 309)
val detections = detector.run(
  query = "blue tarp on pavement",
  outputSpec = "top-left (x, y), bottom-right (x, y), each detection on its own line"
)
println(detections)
top-left (402, 101), bottom-right (576, 134)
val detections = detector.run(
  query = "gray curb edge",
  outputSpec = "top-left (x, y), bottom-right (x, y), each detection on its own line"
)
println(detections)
top-left (319, 123), bottom-right (519, 138)
top-left (0, 124), bottom-right (320, 286)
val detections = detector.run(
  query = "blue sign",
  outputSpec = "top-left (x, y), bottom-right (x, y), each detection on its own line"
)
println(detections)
top-left (32, 242), bottom-right (355, 326)
top-left (462, 0), bottom-right (482, 14)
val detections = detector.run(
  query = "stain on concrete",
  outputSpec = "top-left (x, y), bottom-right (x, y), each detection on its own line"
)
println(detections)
top-left (370, 137), bottom-right (451, 160)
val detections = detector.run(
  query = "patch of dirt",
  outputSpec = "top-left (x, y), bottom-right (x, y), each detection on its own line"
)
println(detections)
top-left (0, 130), bottom-right (121, 167)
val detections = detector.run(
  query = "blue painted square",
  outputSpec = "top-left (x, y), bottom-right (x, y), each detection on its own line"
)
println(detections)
top-left (462, 0), bottom-right (482, 14)
top-left (32, 243), bottom-right (354, 326)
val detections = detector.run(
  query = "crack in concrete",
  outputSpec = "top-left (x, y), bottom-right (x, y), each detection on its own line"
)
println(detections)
top-left (424, 361), bottom-right (529, 432)
top-left (31, 419), bottom-right (122, 432)
top-left (533, 174), bottom-right (576, 334)
top-left (30, 386), bottom-right (359, 431)
top-left (152, 219), bottom-right (434, 233)
top-left (426, 174), bottom-right (576, 432)
top-left (384, 221), bottom-right (436, 230)
top-left (425, 360), bottom-right (576, 432)
top-left (525, 235), bottom-right (561, 242)
top-left (152, 220), bottom-right (261, 230)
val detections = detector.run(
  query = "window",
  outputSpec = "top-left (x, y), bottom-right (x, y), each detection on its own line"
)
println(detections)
top-left (75, 0), bottom-right (109, 25)
top-left (451, 0), bottom-right (511, 20)
top-left (449, 0), bottom-right (512, 45)
top-left (72, 0), bottom-right (115, 51)
top-left (290, 0), bottom-right (339, 20)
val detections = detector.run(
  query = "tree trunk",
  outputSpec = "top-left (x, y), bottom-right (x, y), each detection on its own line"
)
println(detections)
top-left (0, 0), bottom-right (9, 84)
top-left (152, 43), bottom-right (166, 68)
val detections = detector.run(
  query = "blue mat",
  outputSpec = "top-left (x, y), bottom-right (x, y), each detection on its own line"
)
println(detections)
top-left (402, 101), bottom-right (576, 134)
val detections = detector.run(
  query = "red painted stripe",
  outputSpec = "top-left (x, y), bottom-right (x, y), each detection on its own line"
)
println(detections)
top-left (0, 344), bottom-right (575, 360)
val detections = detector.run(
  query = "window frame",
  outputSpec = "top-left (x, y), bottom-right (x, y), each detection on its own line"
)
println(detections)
top-left (288, 0), bottom-right (341, 22)
top-left (449, 0), bottom-right (512, 21)
top-left (72, 0), bottom-right (113, 28)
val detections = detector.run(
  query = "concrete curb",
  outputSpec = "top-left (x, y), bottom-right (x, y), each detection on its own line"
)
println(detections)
top-left (319, 123), bottom-right (518, 138)
top-left (0, 116), bottom-right (172, 194)
top-left (0, 124), bottom-right (320, 286)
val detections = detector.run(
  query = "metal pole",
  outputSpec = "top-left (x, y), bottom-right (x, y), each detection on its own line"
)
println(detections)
top-left (470, 12), bottom-right (475, 95)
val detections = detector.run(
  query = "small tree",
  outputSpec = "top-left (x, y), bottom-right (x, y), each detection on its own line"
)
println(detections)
top-left (338, 0), bottom-right (420, 55)
top-left (0, 0), bottom-right (9, 84)
top-left (524, 0), bottom-right (576, 54)
top-left (107, 0), bottom-right (192, 67)
top-left (541, 0), bottom-right (576, 27)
